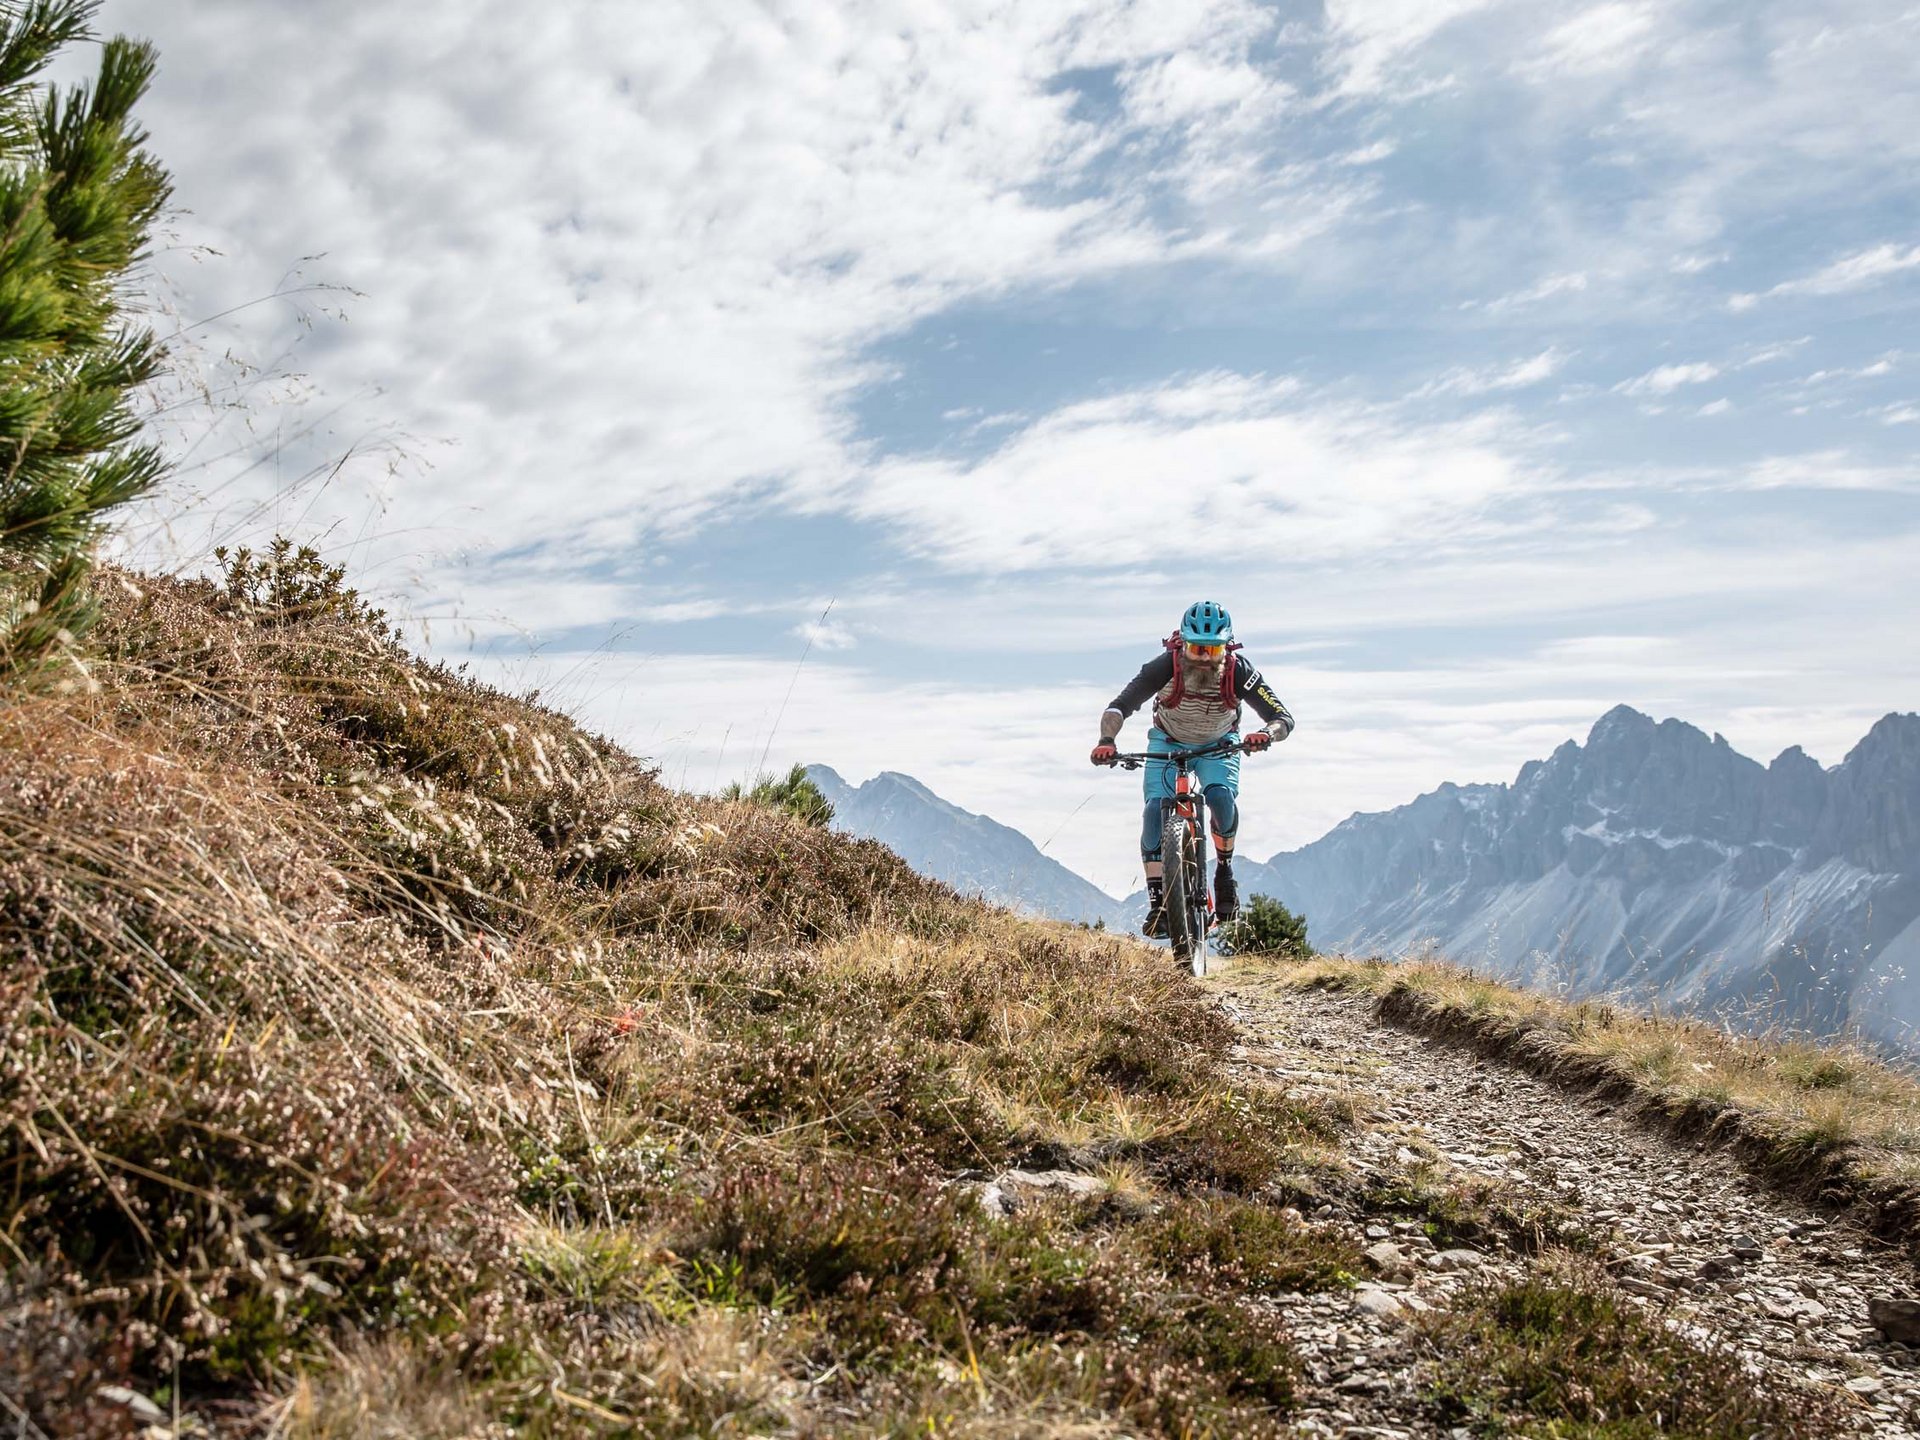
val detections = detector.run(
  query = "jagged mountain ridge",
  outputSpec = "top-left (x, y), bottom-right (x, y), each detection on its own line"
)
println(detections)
top-left (806, 764), bottom-right (1123, 926)
top-left (1248, 707), bottom-right (1920, 1040)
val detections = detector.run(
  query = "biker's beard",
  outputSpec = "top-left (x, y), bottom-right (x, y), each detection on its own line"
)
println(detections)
top-left (1183, 655), bottom-right (1225, 688)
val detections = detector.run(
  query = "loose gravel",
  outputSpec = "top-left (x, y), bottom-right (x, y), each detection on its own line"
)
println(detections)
top-left (1212, 971), bottom-right (1920, 1438)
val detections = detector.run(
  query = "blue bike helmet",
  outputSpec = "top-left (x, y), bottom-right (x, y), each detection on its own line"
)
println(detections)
top-left (1179, 600), bottom-right (1234, 646)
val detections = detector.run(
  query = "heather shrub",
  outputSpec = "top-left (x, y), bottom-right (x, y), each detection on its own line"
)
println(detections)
top-left (1127, 1196), bottom-right (1363, 1295)
top-left (676, 1154), bottom-right (1315, 1436)
top-left (1422, 1257), bottom-right (1836, 1437)
top-left (213, 536), bottom-right (392, 633)
top-left (0, 1286), bottom-right (144, 1440)
top-left (692, 1154), bottom-right (973, 1355)
top-left (4, 1017), bottom-right (522, 1384)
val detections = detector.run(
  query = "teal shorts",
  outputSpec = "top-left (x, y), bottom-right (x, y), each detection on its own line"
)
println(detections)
top-left (1141, 728), bottom-right (1240, 857)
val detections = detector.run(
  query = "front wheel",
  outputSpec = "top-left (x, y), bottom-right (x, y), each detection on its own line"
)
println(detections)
top-left (1162, 803), bottom-right (1197, 967)
top-left (1186, 833), bottom-right (1210, 978)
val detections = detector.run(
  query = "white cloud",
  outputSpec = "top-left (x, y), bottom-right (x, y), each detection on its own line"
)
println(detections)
top-left (1415, 347), bottom-right (1570, 398)
top-left (1735, 242), bottom-right (1920, 308)
top-left (106, 0), bottom-right (1920, 610)
top-left (1120, 50), bottom-right (1284, 134)
top-left (1320, 0), bottom-right (1504, 99)
top-left (1671, 251), bottom-right (1729, 275)
top-left (1739, 338), bottom-right (1811, 367)
top-left (1520, 2), bottom-right (1660, 78)
top-left (831, 370), bottom-right (1555, 576)
top-left (794, 617), bottom-right (858, 651)
top-left (1477, 272), bottom-right (1589, 313)
top-left (1613, 361), bottom-right (1720, 396)
top-left (1337, 139), bottom-right (1399, 165)
top-left (1802, 356), bottom-right (1899, 384)
top-left (1696, 398), bottom-right (1733, 417)
top-left (1786, 242), bottom-right (1920, 294)
top-left (1362, 6), bottom-right (1920, 321)
top-left (1738, 453), bottom-right (1917, 492)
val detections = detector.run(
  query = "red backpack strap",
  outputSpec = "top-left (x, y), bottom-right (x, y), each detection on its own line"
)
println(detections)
top-left (1220, 642), bottom-right (1244, 705)
top-left (1163, 633), bottom-right (1186, 707)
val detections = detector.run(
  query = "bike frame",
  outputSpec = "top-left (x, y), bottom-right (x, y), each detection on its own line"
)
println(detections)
top-left (1103, 736), bottom-right (1256, 977)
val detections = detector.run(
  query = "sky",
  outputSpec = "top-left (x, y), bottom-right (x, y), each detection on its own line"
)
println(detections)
top-left (83, 0), bottom-right (1920, 895)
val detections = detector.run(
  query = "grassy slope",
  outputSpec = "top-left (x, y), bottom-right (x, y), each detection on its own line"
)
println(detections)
top-left (2, 570), bottom-right (1366, 1438)
top-left (0, 567), bottom-right (1842, 1438)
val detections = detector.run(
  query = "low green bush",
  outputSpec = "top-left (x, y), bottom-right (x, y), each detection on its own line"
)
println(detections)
top-left (1221, 893), bottom-right (1313, 959)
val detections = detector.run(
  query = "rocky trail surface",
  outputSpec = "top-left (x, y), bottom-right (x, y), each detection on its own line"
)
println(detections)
top-left (1210, 970), bottom-right (1920, 1438)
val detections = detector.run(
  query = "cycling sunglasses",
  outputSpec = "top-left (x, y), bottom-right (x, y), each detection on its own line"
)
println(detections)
top-left (1182, 640), bottom-right (1226, 660)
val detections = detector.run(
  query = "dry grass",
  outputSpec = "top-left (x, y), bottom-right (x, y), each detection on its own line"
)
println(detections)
top-left (1418, 1252), bottom-right (1841, 1437)
top-left (1248, 954), bottom-right (1920, 1246)
top-left (2, 567), bottom-right (1362, 1437)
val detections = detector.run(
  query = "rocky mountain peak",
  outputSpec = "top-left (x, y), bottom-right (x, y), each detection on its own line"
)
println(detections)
top-left (1816, 713), bottom-right (1920, 872)
top-left (868, 770), bottom-right (944, 805)
top-left (1760, 744), bottom-right (1827, 843)
top-left (1768, 744), bottom-right (1817, 773)
top-left (1845, 711), bottom-right (1920, 768)
top-left (804, 763), bottom-right (1123, 926)
top-left (1585, 703), bottom-right (1657, 745)
top-left (1511, 707), bottom-right (1766, 848)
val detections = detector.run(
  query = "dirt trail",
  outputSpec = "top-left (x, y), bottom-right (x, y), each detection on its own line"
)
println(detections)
top-left (1211, 970), bottom-right (1920, 1439)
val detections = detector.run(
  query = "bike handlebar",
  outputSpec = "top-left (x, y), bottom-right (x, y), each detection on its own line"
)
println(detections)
top-left (1099, 736), bottom-right (1261, 770)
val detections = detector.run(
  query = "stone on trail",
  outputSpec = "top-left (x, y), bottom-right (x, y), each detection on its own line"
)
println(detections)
top-left (997, 1168), bottom-right (1104, 1195)
top-left (98, 1389), bottom-right (166, 1425)
top-left (1365, 1241), bottom-right (1414, 1279)
top-left (1354, 1287), bottom-right (1407, 1320)
top-left (1868, 1296), bottom-right (1920, 1344)
top-left (966, 1169), bottom-right (1105, 1215)
top-left (1425, 1248), bottom-right (1486, 1273)
top-left (963, 1181), bottom-right (1015, 1217)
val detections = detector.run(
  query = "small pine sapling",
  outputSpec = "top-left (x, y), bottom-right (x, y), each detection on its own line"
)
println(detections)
top-left (721, 762), bottom-right (835, 828)
top-left (0, 1), bottom-right (172, 679)
top-left (1220, 893), bottom-right (1314, 959)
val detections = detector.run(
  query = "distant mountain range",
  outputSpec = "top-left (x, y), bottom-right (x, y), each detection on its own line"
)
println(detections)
top-left (1241, 706), bottom-right (1920, 1042)
top-left (805, 765), bottom-right (1121, 926)
top-left (813, 706), bottom-right (1920, 1043)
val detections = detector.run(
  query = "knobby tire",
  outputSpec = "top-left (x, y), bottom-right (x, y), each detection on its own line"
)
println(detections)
top-left (1161, 802), bottom-right (1195, 965)
top-left (1186, 834), bottom-right (1209, 978)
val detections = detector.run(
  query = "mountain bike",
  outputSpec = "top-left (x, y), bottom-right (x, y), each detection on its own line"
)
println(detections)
top-left (1101, 736), bottom-right (1259, 977)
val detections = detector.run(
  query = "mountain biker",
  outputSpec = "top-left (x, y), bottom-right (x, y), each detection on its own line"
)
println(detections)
top-left (1089, 601), bottom-right (1294, 937)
